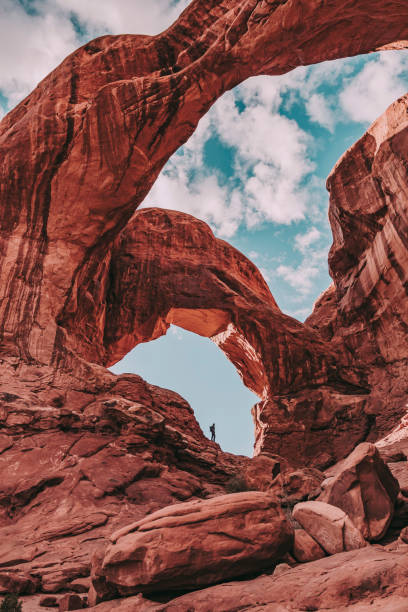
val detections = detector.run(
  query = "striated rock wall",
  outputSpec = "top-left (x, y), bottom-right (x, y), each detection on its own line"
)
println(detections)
top-left (0, 0), bottom-right (407, 470)
top-left (307, 93), bottom-right (408, 440)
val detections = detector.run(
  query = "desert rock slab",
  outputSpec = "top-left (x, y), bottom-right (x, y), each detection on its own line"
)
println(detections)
top-left (147, 544), bottom-right (408, 612)
top-left (93, 492), bottom-right (293, 597)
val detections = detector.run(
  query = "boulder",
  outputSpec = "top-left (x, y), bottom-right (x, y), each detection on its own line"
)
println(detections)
top-left (292, 501), bottom-right (366, 555)
top-left (320, 443), bottom-right (399, 540)
top-left (292, 528), bottom-right (326, 563)
top-left (93, 492), bottom-right (293, 597)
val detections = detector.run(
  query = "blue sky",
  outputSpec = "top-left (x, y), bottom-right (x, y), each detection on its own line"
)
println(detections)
top-left (1, 0), bottom-right (408, 456)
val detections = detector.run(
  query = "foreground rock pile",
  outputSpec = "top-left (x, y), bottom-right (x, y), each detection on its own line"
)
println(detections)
top-left (1, 0), bottom-right (408, 610)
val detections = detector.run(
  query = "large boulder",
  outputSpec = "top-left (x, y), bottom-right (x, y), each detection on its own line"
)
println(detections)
top-left (320, 443), bottom-right (399, 540)
top-left (292, 501), bottom-right (366, 555)
top-left (91, 492), bottom-right (293, 598)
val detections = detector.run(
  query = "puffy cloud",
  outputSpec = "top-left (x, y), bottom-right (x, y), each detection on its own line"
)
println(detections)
top-left (0, 0), bottom-right (78, 108)
top-left (305, 93), bottom-right (335, 132)
top-left (0, 0), bottom-right (189, 109)
top-left (340, 51), bottom-right (408, 123)
top-left (144, 87), bottom-right (315, 236)
top-left (295, 227), bottom-right (321, 252)
top-left (276, 261), bottom-right (320, 296)
top-left (145, 170), bottom-right (244, 238)
top-left (50, 0), bottom-right (190, 37)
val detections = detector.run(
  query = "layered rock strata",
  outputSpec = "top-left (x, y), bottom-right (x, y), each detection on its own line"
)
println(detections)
top-left (137, 545), bottom-right (408, 612)
top-left (0, 0), bottom-right (406, 471)
top-left (106, 207), bottom-right (369, 467)
top-left (307, 93), bottom-right (408, 440)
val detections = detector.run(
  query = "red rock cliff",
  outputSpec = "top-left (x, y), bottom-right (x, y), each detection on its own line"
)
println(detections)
top-left (308, 93), bottom-right (408, 441)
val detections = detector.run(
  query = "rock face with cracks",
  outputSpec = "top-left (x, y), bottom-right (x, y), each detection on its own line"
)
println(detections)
top-left (1, 0), bottom-right (408, 609)
top-left (91, 492), bottom-right (293, 600)
top-left (320, 442), bottom-right (399, 540)
top-left (307, 93), bottom-right (408, 443)
top-left (106, 207), bottom-right (369, 468)
top-left (292, 501), bottom-right (366, 555)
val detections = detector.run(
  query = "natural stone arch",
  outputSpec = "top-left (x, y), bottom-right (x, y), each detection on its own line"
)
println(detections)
top-left (101, 207), bottom-right (369, 468)
top-left (0, 0), bottom-right (407, 368)
top-left (0, 0), bottom-right (408, 466)
top-left (103, 207), bottom-right (346, 400)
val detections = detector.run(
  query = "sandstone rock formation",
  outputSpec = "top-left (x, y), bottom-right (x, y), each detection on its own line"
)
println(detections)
top-left (1, 0), bottom-right (408, 610)
top-left (292, 529), bottom-right (326, 563)
top-left (307, 93), bottom-right (408, 442)
top-left (0, 0), bottom-right (405, 374)
top-left (91, 492), bottom-right (292, 601)
top-left (292, 501), bottom-right (366, 554)
top-left (0, 0), bottom-right (406, 465)
top-left (106, 207), bottom-right (370, 468)
top-left (0, 372), bottom-right (267, 597)
top-left (320, 443), bottom-right (399, 540)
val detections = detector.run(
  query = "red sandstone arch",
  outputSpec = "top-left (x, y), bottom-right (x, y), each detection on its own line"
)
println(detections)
top-left (0, 0), bottom-right (407, 367)
top-left (1, 1), bottom-right (408, 466)
top-left (104, 207), bottom-right (348, 400)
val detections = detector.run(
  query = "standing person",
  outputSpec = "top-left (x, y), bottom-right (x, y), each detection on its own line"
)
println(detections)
top-left (210, 423), bottom-right (216, 442)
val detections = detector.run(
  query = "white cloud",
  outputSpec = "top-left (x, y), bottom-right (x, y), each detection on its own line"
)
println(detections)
top-left (295, 227), bottom-right (321, 252)
top-left (276, 261), bottom-right (320, 296)
top-left (145, 171), bottom-right (244, 238)
top-left (238, 75), bottom-right (283, 112)
top-left (248, 250), bottom-right (259, 260)
top-left (340, 51), bottom-right (408, 123)
top-left (143, 87), bottom-right (316, 236)
top-left (305, 93), bottom-right (335, 132)
top-left (0, 0), bottom-right (189, 109)
top-left (0, 1), bottom-right (78, 108)
top-left (50, 0), bottom-right (190, 37)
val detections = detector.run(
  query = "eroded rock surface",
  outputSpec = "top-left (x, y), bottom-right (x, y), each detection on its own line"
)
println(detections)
top-left (106, 207), bottom-right (369, 468)
top-left (292, 501), bottom-right (366, 555)
top-left (1, 0), bottom-right (408, 609)
top-left (320, 443), bottom-right (399, 540)
top-left (307, 93), bottom-right (408, 444)
top-left (0, 0), bottom-right (406, 468)
top-left (0, 0), bottom-right (405, 372)
top-left (91, 492), bottom-right (292, 601)
top-left (142, 545), bottom-right (408, 612)
top-left (0, 371), bottom-right (260, 595)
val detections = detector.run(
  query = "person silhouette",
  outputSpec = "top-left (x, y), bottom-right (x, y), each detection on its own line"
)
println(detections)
top-left (210, 423), bottom-right (216, 442)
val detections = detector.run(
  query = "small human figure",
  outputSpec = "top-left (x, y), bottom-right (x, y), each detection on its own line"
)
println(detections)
top-left (210, 423), bottom-right (216, 442)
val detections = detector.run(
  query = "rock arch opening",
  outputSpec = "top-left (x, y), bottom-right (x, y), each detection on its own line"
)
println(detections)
top-left (110, 326), bottom-right (258, 456)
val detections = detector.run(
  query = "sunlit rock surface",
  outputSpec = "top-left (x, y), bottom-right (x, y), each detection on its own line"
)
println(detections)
top-left (1, 0), bottom-right (408, 608)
